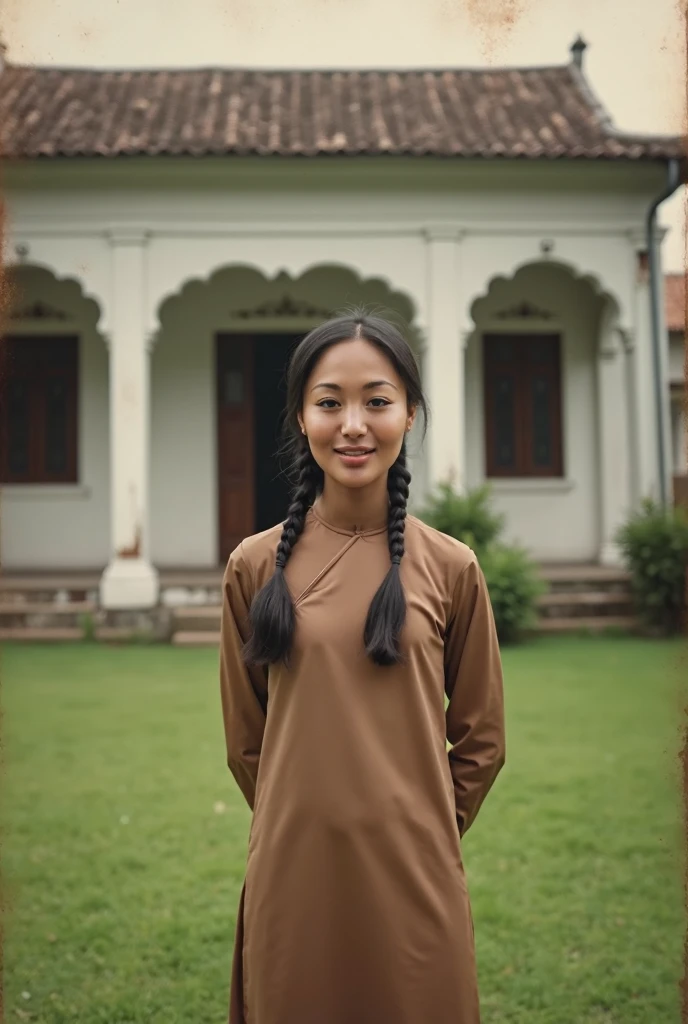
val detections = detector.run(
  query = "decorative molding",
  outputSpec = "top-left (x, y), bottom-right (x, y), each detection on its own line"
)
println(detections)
top-left (494, 300), bottom-right (555, 321)
top-left (106, 227), bottom-right (150, 247)
top-left (422, 224), bottom-right (464, 242)
top-left (229, 294), bottom-right (333, 320)
top-left (627, 225), bottom-right (667, 250)
top-left (618, 326), bottom-right (635, 354)
top-left (461, 327), bottom-right (475, 350)
top-left (10, 299), bottom-right (70, 321)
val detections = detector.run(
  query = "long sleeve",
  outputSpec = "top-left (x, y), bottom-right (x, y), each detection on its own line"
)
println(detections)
top-left (219, 541), bottom-right (269, 811)
top-left (443, 553), bottom-right (506, 838)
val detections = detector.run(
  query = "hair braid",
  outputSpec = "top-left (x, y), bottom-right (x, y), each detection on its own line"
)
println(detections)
top-left (363, 444), bottom-right (411, 667)
top-left (275, 445), bottom-right (320, 569)
top-left (242, 442), bottom-right (320, 667)
top-left (386, 450), bottom-right (411, 566)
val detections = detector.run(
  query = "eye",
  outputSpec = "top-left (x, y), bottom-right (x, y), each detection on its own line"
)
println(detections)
top-left (316, 399), bottom-right (339, 409)
top-left (369, 397), bottom-right (391, 408)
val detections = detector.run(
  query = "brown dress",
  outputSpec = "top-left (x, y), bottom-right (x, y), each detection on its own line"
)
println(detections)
top-left (219, 505), bottom-right (506, 1024)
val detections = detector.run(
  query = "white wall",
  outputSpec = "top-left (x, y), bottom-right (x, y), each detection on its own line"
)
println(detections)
top-left (3, 158), bottom-right (667, 567)
top-left (1, 270), bottom-right (110, 569)
top-left (465, 263), bottom-right (603, 562)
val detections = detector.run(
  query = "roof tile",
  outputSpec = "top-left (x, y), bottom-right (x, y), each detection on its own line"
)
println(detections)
top-left (0, 63), bottom-right (683, 160)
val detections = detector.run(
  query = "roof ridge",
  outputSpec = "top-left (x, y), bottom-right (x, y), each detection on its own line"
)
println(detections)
top-left (2, 60), bottom-right (574, 76)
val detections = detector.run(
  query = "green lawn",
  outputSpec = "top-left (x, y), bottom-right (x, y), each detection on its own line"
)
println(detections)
top-left (1, 637), bottom-right (685, 1024)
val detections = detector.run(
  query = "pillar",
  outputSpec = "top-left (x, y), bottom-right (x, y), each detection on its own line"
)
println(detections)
top-left (597, 323), bottom-right (632, 565)
top-left (99, 229), bottom-right (159, 609)
top-left (423, 225), bottom-right (465, 491)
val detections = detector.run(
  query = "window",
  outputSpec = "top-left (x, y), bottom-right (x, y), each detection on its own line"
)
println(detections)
top-left (0, 335), bottom-right (78, 484)
top-left (483, 333), bottom-right (563, 478)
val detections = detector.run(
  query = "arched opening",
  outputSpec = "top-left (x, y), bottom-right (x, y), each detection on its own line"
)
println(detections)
top-left (465, 260), bottom-right (626, 563)
top-left (1, 264), bottom-right (109, 570)
top-left (152, 264), bottom-right (421, 565)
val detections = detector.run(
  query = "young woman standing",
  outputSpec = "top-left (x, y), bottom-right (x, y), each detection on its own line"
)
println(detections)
top-left (220, 310), bottom-right (506, 1024)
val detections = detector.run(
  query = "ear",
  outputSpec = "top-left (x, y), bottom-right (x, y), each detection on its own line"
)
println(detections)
top-left (406, 403), bottom-right (418, 433)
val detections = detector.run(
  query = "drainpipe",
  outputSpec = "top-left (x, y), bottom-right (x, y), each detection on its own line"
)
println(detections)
top-left (646, 157), bottom-right (681, 508)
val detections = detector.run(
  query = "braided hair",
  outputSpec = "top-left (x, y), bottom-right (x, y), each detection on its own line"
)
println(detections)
top-left (242, 309), bottom-right (428, 669)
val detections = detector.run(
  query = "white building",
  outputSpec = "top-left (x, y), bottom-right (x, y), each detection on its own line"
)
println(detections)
top-left (0, 39), bottom-right (684, 611)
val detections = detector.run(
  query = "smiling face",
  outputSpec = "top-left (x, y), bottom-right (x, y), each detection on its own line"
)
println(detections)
top-left (297, 338), bottom-right (416, 492)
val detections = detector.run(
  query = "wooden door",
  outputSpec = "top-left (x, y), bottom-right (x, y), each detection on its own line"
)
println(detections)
top-left (217, 334), bottom-right (255, 562)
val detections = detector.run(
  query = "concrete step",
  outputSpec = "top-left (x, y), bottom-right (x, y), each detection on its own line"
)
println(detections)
top-left (539, 591), bottom-right (633, 606)
top-left (537, 591), bottom-right (635, 619)
top-left (0, 600), bottom-right (96, 629)
top-left (171, 607), bottom-right (221, 632)
top-left (0, 626), bottom-right (84, 642)
top-left (536, 615), bottom-right (640, 635)
top-left (171, 630), bottom-right (220, 647)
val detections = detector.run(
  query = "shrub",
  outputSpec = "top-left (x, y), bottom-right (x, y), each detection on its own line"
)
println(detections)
top-left (417, 481), bottom-right (505, 561)
top-left (615, 498), bottom-right (688, 635)
top-left (480, 543), bottom-right (547, 645)
top-left (417, 482), bottom-right (543, 643)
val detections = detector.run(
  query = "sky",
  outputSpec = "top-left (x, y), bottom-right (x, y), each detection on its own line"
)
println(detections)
top-left (1, 0), bottom-right (685, 270)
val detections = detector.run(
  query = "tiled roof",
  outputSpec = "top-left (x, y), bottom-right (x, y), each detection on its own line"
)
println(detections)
top-left (665, 273), bottom-right (686, 333)
top-left (0, 61), bottom-right (684, 160)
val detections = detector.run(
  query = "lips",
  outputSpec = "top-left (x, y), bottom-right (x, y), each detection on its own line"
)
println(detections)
top-left (334, 448), bottom-right (375, 455)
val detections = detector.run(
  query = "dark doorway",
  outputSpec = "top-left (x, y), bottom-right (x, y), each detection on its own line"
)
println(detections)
top-left (217, 332), bottom-right (303, 560)
top-left (253, 333), bottom-right (302, 533)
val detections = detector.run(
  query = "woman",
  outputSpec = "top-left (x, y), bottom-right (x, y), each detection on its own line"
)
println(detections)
top-left (219, 309), bottom-right (506, 1024)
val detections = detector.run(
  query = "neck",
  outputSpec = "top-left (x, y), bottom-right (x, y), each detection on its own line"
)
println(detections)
top-left (315, 476), bottom-right (390, 533)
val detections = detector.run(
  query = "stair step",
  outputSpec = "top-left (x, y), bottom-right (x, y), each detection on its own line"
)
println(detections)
top-left (172, 631), bottom-right (220, 647)
top-left (94, 626), bottom-right (147, 642)
top-left (536, 615), bottom-right (640, 634)
top-left (0, 626), bottom-right (84, 642)
top-left (538, 591), bottom-right (633, 608)
top-left (538, 565), bottom-right (630, 583)
top-left (171, 605), bottom-right (221, 620)
top-left (0, 601), bottom-right (96, 615)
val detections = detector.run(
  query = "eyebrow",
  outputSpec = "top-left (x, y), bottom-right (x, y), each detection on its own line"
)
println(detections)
top-left (311, 380), bottom-right (399, 393)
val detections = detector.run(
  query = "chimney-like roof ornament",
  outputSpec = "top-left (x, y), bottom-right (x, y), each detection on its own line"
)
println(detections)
top-left (570, 35), bottom-right (588, 70)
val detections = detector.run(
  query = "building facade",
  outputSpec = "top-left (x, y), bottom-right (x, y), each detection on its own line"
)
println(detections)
top-left (0, 47), bottom-right (684, 609)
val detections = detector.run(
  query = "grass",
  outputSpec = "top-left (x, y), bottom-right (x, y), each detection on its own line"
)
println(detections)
top-left (1, 636), bottom-right (686, 1024)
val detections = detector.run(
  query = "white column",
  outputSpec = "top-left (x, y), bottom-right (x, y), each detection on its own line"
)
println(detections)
top-left (423, 226), bottom-right (465, 491)
top-left (99, 229), bottom-right (159, 609)
top-left (628, 228), bottom-right (671, 504)
top-left (597, 325), bottom-right (632, 566)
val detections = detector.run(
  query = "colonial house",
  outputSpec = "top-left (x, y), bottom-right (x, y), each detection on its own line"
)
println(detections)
top-left (0, 37), bottom-right (685, 624)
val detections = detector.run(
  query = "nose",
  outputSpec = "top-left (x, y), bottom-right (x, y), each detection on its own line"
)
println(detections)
top-left (341, 409), bottom-right (367, 439)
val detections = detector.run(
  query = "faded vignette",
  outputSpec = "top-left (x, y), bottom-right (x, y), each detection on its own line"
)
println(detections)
top-left (0, 1), bottom-right (686, 1022)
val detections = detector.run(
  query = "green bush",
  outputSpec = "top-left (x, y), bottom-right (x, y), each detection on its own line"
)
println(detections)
top-left (417, 481), bottom-right (505, 560)
top-left (480, 543), bottom-right (546, 645)
top-left (616, 498), bottom-right (688, 635)
top-left (417, 482), bottom-right (543, 643)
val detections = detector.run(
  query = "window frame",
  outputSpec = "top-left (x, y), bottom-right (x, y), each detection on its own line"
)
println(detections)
top-left (0, 334), bottom-right (79, 485)
top-left (483, 332), bottom-right (564, 480)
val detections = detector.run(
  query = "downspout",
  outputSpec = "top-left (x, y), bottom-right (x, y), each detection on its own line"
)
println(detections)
top-left (646, 157), bottom-right (681, 508)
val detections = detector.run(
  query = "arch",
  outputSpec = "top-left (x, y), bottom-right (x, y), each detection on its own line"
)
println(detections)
top-left (464, 255), bottom-right (631, 343)
top-left (467, 258), bottom-right (627, 356)
top-left (4, 262), bottom-right (106, 343)
top-left (153, 261), bottom-right (423, 352)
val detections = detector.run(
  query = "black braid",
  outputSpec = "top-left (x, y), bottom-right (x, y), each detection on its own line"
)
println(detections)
top-left (242, 442), bottom-right (320, 667)
top-left (363, 445), bottom-right (411, 666)
top-left (275, 445), bottom-right (320, 569)
top-left (386, 452), bottom-right (411, 567)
